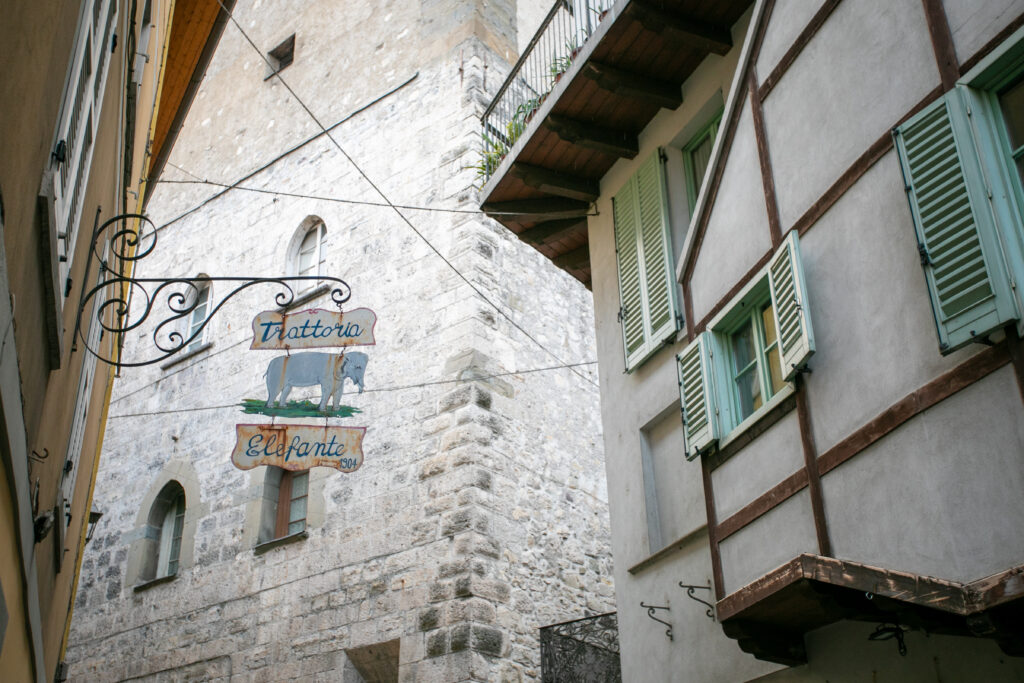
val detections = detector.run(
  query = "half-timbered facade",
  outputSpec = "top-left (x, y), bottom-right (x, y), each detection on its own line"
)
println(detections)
top-left (481, 0), bottom-right (1024, 679)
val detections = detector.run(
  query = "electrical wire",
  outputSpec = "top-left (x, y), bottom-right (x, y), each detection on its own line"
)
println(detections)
top-left (106, 360), bottom-right (598, 418)
top-left (157, 178), bottom-right (568, 216)
top-left (212, 0), bottom-right (599, 388)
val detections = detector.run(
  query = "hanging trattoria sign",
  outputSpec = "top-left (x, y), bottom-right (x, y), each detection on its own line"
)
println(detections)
top-left (250, 307), bottom-right (376, 350)
top-left (231, 306), bottom-right (375, 474)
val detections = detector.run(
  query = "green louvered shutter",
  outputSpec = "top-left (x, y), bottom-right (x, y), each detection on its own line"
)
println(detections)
top-left (613, 151), bottom-right (680, 371)
top-left (894, 88), bottom-right (1018, 353)
top-left (768, 231), bottom-right (815, 381)
top-left (613, 183), bottom-right (646, 364)
top-left (677, 333), bottom-right (717, 460)
top-left (636, 152), bottom-right (679, 347)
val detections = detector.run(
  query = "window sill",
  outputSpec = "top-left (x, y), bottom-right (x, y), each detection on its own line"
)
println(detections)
top-left (628, 524), bottom-right (708, 575)
top-left (133, 573), bottom-right (177, 592)
top-left (160, 341), bottom-right (213, 370)
top-left (253, 530), bottom-right (308, 555)
top-left (707, 385), bottom-right (797, 470)
top-left (278, 283), bottom-right (330, 313)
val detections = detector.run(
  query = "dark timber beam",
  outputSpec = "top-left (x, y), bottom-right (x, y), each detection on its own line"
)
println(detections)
top-left (481, 197), bottom-right (590, 222)
top-left (582, 61), bottom-right (682, 110)
top-left (508, 163), bottom-right (599, 202)
top-left (629, 2), bottom-right (733, 55)
top-left (519, 217), bottom-right (587, 246)
top-left (553, 245), bottom-right (590, 270)
top-left (544, 115), bottom-right (638, 159)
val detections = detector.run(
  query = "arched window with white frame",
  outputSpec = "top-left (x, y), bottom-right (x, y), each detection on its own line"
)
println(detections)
top-left (290, 217), bottom-right (326, 293)
top-left (181, 277), bottom-right (211, 352)
top-left (140, 481), bottom-right (186, 581)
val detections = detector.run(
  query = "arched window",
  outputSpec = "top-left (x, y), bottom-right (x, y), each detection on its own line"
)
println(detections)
top-left (290, 218), bottom-right (326, 292)
top-left (258, 467), bottom-right (308, 544)
top-left (156, 489), bottom-right (185, 576)
top-left (140, 481), bottom-right (186, 581)
top-left (181, 278), bottom-right (211, 352)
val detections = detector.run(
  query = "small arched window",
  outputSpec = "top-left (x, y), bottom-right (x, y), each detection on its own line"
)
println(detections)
top-left (184, 279), bottom-right (211, 352)
top-left (291, 218), bottom-right (326, 291)
top-left (142, 481), bottom-right (186, 581)
top-left (156, 489), bottom-right (185, 576)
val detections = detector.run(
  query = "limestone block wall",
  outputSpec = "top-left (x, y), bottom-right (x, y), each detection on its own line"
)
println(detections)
top-left (65, 1), bottom-right (613, 681)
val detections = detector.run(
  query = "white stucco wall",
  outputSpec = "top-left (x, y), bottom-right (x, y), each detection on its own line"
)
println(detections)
top-left (763, 0), bottom-right (939, 231)
top-left (943, 0), bottom-right (1024, 66)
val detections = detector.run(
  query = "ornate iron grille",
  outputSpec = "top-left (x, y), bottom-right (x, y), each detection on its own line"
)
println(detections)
top-left (540, 612), bottom-right (621, 683)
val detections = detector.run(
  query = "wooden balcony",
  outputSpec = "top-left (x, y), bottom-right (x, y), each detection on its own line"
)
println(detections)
top-left (717, 555), bottom-right (1024, 665)
top-left (478, 0), bottom-right (750, 288)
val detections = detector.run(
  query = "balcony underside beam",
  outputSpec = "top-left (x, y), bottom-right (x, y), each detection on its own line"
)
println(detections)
top-left (508, 163), bottom-right (600, 202)
top-left (519, 217), bottom-right (588, 246)
top-left (553, 245), bottom-right (590, 270)
top-left (629, 2), bottom-right (733, 55)
top-left (582, 61), bottom-right (683, 110)
top-left (544, 115), bottom-right (638, 159)
top-left (481, 197), bottom-right (590, 222)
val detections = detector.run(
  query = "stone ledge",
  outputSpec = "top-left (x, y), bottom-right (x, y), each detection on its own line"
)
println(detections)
top-left (160, 341), bottom-right (214, 370)
top-left (253, 530), bottom-right (308, 555)
top-left (133, 574), bottom-right (177, 593)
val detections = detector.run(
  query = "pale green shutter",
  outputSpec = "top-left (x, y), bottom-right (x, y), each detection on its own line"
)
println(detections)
top-left (613, 183), bottom-right (646, 364)
top-left (613, 151), bottom-right (680, 371)
top-left (677, 333), bottom-right (718, 460)
top-left (894, 88), bottom-right (1018, 353)
top-left (768, 231), bottom-right (815, 381)
top-left (636, 152), bottom-right (679, 346)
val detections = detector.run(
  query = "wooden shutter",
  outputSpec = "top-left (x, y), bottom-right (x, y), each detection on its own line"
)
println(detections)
top-left (51, 0), bottom-right (119, 292)
top-left (636, 153), bottom-right (679, 346)
top-left (613, 151), bottom-right (680, 371)
top-left (768, 231), bottom-right (815, 380)
top-left (894, 88), bottom-right (1018, 353)
top-left (677, 333), bottom-right (718, 460)
top-left (613, 183), bottom-right (646, 365)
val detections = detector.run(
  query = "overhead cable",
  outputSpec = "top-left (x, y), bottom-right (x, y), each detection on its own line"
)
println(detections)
top-left (212, 0), bottom-right (598, 388)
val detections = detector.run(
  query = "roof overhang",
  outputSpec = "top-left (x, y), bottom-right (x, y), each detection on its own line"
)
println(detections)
top-left (144, 0), bottom-right (234, 205)
top-left (478, 0), bottom-right (751, 288)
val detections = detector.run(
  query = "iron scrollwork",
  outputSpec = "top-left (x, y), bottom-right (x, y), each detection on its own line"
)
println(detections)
top-left (539, 612), bottom-right (621, 683)
top-left (73, 213), bottom-right (352, 368)
top-left (678, 581), bottom-right (716, 621)
top-left (639, 602), bottom-right (673, 641)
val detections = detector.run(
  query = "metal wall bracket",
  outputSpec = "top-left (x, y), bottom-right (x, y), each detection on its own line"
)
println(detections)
top-left (679, 581), bottom-right (715, 621)
top-left (640, 602), bottom-right (672, 641)
top-left (72, 213), bottom-right (352, 369)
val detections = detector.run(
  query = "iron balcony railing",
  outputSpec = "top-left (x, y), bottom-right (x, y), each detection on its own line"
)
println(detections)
top-left (540, 612), bottom-right (622, 683)
top-left (477, 0), bottom-right (612, 181)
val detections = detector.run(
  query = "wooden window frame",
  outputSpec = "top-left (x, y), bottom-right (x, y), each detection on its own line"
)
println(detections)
top-left (274, 470), bottom-right (308, 539)
top-left (722, 295), bottom-right (784, 426)
top-left (679, 233), bottom-right (813, 458)
top-left (682, 112), bottom-right (723, 213)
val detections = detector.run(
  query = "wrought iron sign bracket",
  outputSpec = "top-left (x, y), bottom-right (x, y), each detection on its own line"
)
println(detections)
top-left (678, 581), bottom-right (716, 621)
top-left (72, 213), bottom-right (353, 369)
top-left (640, 602), bottom-right (673, 641)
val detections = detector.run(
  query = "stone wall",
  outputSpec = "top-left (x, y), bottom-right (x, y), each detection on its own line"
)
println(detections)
top-left (66, 0), bottom-right (612, 681)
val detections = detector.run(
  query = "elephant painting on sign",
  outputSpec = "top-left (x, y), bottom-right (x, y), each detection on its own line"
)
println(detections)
top-left (264, 352), bottom-right (368, 411)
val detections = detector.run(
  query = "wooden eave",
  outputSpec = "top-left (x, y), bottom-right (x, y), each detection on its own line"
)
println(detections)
top-left (144, 0), bottom-right (234, 204)
top-left (716, 555), bottom-right (1024, 665)
top-left (479, 0), bottom-right (750, 288)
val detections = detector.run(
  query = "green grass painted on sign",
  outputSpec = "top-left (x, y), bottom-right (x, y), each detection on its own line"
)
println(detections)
top-left (240, 399), bottom-right (362, 418)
